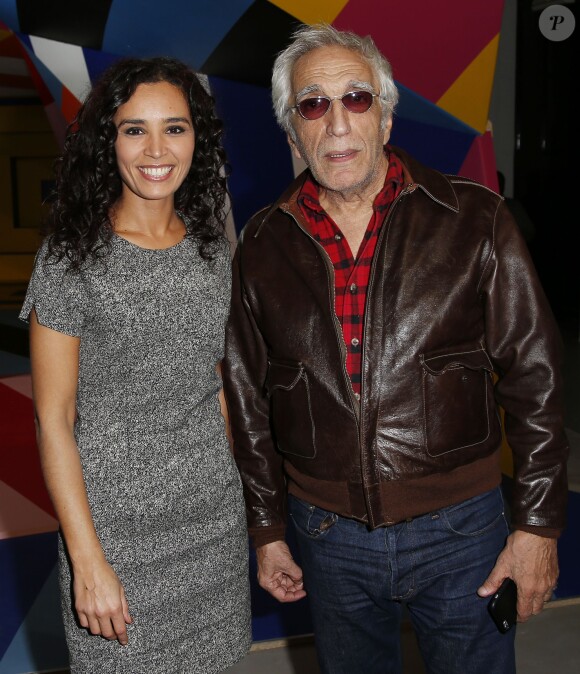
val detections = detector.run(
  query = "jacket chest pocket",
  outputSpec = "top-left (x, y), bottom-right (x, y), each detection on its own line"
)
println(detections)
top-left (265, 359), bottom-right (316, 459)
top-left (421, 348), bottom-right (495, 457)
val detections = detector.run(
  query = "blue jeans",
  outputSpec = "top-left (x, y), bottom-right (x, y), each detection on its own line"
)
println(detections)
top-left (288, 487), bottom-right (515, 674)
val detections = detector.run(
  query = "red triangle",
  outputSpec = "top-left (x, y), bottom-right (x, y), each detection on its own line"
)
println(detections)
top-left (61, 85), bottom-right (81, 124)
top-left (0, 31), bottom-right (30, 59)
top-left (334, 0), bottom-right (504, 103)
top-left (0, 383), bottom-right (55, 517)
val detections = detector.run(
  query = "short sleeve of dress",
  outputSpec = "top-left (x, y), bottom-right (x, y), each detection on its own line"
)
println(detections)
top-left (19, 241), bottom-right (87, 337)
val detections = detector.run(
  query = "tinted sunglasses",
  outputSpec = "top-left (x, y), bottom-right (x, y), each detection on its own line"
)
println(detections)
top-left (292, 90), bottom-right (379, 120)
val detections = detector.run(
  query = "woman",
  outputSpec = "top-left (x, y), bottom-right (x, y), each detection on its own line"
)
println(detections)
top-left (19, 57), bottom-right (251, 673)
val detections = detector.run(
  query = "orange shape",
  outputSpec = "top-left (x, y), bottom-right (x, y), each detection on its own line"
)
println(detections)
top-left (437, 35), bottom-right (500, 134)
top-left (268, 0), bottom-right (348, 24)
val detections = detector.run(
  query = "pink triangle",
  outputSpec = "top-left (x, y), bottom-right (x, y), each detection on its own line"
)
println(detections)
top-left (0, 374), bottom-right (32, 399)
top-left (458, 131), bottom-right (499, 191)
top-left (0, 480), bottom-right (58, 540)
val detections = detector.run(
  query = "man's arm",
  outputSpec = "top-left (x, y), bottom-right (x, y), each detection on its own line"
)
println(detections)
top-left (223, 238), bottom-right (305, 602)
top-left (480, 199), bottom-right (568, 617)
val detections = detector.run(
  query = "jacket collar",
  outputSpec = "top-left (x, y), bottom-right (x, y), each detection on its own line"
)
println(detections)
top-left (255, 172), bottom-right (309, 235)
top-left (389, 146), bottom-right (459, 212)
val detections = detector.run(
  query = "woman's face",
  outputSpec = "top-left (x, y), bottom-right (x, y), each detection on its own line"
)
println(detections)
top-left (113, 81), bottom-right (195, 205)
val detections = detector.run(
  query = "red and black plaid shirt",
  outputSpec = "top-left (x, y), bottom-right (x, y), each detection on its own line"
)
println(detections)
top-left (298, 150), bottom-right (404, 398)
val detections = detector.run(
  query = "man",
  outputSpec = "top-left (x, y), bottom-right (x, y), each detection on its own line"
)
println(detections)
top-left (223, 23), bottom-right (568, 674)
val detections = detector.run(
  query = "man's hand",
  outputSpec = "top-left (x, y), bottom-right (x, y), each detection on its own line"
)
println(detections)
top-left (256, 540), bottom-right (307, 603)
top-left (477, 530), bottom-right (558, 622)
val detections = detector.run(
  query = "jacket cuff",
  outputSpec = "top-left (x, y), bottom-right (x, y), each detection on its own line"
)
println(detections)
top-left (512, 524), bottom-right (562, 539)
top-left (249, 524), bottom-right (286, 548)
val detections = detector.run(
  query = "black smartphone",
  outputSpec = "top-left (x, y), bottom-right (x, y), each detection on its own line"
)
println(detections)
top-left (488, 577), bottom-right (518, 633)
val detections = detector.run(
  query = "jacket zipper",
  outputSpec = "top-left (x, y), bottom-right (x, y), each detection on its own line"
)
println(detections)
top-left (279, 208), bottom-right (361, 425)
top-left (360, 182), bottom-right (417, 527)
top-left (280, 182), bottom-right (417, 526)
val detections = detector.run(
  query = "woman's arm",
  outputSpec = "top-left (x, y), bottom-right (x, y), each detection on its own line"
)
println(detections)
top-left (30, 311), bottom-right (132, 644)
top-left (216, 361), bottom-right (233, 450)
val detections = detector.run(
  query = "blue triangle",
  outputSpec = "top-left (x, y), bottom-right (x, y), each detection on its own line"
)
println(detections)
top-left (209, 75), bottom-right (294, 233)
top-left (82, 46), bottom-right (122, 84)
top-left (102, 0), bottom-right (255, 68)
top-left (0, 566), bottom-right (68, 673)
top-left (396, 81), bottom-right (480, 135)
top-left (0, 2), bottom-right (20, 32)
top-left (391, 116), bottom-right (475, 175)
top-left (0, 533), bottom-right (58, 660)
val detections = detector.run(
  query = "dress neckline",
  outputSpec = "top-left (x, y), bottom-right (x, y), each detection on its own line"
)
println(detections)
top-left (112, 231), bottom-right (188, 252)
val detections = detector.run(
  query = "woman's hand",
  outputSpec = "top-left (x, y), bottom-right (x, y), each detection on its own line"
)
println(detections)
top-left (73, 558), bottom-right (133, 645)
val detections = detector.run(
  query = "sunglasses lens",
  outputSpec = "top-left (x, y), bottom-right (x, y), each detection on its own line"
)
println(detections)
top-left (296, 91), bottom-right (375, 119)
top-left (342, 91), bottom-right (374, 113)
top-left (297, 97), bottom-right (331, 120)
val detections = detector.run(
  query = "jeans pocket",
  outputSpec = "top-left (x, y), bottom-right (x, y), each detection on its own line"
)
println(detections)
top-left (440, 487), bottom-right (507, 537)
top-left (289, 496), bottom-right (338, 539)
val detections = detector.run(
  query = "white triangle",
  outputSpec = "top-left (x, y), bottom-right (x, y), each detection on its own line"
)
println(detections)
top-left (29, 35), bottom-right (91, 102)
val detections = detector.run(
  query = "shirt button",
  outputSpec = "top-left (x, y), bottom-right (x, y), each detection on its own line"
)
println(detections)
top-left (351, 337), bottom-right (359, 347)
top-left (334, 233), bottom-right (342, 241)
top-left (349, 283), bottom-right (357, 293)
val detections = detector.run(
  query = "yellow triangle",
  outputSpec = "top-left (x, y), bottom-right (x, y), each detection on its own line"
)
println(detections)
top-left (437, 34), bottom-right (500, 134)
top-left (267, 0), bottom-right (349, 25)
top-left (0, 29), bottom-right (14, 42)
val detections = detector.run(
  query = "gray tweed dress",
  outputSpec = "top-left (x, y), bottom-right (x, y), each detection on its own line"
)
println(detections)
top-left (20, 234), bottom-right (252, 673)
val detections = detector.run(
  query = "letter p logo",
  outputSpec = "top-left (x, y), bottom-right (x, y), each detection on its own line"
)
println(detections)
top-left (539, 5), bottom-right (575, 41)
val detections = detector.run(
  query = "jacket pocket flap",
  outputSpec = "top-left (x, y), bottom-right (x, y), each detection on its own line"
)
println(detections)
top-left (265, 360), bottom-right (303, 394)
top-left (421, 348), bottom-right (493, 376)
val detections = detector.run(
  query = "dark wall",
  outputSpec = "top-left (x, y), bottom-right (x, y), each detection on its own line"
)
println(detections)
top-left (515, 1), bottom-right (579, 331)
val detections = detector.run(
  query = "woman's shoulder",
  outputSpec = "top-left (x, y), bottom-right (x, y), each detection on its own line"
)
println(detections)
top-left (32, 235), bottom-right (111, 280)
top-left (31, 236), bottom-right (70, 273)
top-left (20, 237), bottom-right (90, 332)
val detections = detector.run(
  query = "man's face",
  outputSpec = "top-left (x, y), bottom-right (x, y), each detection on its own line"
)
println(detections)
top-left (288, 45), bottom-right (392, 200)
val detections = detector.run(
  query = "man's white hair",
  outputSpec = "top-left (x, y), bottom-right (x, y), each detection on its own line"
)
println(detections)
top-left (271, 23), bottom-right (399, 141)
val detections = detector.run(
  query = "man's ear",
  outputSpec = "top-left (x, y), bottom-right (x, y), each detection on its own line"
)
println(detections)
top-left (383, 116), bottom-right (393, 145)
top-left (287, 133), bottom-right (302, 161)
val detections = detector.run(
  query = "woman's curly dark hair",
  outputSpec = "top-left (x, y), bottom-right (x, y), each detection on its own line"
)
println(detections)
top-left (46, 56), bottom-right (229, 268)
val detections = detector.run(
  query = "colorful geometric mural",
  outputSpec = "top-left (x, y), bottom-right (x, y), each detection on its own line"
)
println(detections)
top-left (0, 1), bottom-right (518, 671)
top-left (0, 28), bottom-right (37, 100)
top-left (0, 375), bottom-right (67, 673)
top-left (1, 0), bottom-right (504, 219)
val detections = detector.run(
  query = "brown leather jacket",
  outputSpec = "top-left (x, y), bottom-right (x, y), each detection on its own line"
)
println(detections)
top-left (223, 147), bottom-right (568, 548)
